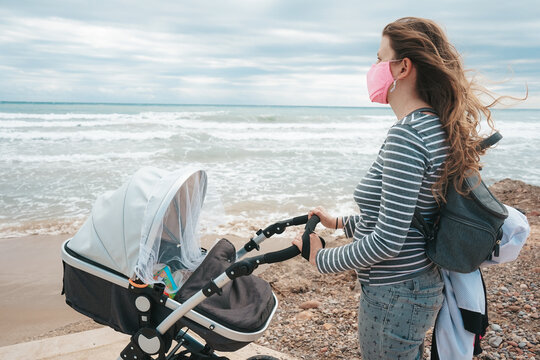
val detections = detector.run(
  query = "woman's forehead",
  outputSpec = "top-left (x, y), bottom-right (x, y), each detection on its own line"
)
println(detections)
top-left (378, 36), bottom-right (394, 57)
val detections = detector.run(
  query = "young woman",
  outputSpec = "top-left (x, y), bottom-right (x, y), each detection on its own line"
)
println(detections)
top-left (293, 17), bottom-right (502, 359)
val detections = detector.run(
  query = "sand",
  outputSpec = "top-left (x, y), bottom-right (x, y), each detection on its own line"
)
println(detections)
top-left (0, 234), bottom-right (90, 346)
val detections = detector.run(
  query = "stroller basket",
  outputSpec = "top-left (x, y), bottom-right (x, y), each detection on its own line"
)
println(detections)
top-left (61, 167), bottom-right (319, 359)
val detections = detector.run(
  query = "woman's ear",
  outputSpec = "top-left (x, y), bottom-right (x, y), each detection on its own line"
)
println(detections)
top-left (397, 58), bottom-right (413, 80)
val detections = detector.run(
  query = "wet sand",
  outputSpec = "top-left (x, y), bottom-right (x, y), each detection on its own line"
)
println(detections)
top-left (0, 234), bottom-right (87, 346)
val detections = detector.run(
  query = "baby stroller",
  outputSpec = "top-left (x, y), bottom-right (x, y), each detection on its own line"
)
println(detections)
top-left (62, 167), bottom-right (320, 360)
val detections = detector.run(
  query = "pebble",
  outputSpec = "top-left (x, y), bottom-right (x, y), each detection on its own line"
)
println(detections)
top-left (322, 323), bottom-right (333, 331)
top-left (520, 283), bottom-right (529, 289)
top-left (489, 336), bottom-right (503, 348)
top-left (491, 324), bottom-right (502, 332)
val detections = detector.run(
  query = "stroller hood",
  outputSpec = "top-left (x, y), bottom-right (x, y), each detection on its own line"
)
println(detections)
top-left (68, 166), bottom-right (207, 283)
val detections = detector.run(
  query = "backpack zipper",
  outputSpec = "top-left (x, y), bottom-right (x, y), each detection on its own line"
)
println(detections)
top-left (442, 211), bottom-right (497, 239)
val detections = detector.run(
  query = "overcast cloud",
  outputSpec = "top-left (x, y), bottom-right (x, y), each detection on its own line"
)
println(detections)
top-left (0, 0), bottom-right (537, 107)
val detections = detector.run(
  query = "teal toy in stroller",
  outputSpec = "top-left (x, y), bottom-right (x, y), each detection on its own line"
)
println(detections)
top-left (61, 167), bottom-right (322, 359)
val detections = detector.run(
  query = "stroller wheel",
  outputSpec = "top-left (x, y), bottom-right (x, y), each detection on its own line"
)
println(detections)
top-left (246, 356), bottom-right (280, 360)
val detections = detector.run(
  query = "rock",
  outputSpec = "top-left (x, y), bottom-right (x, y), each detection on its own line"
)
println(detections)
top-left (520, 283), bottom-right (529, 289)
top-left (488, 336), bottom-right (503, 348)
top-left (299, 300), bottom-right (322, 310)
top-left (296, 310), bottom-right (314, 321)
top-left (500, 286), bottom-right (509, 292)
top-left (509, 305), bottom-right (521, 312)
top-left (491, 324), bottom-right (502, 332)
top-left (518, 342), bottom-right (527, 348)
top-left (322, 323), bottom-right (333, 331)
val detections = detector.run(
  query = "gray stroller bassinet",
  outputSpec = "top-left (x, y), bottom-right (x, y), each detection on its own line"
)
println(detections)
top-left (62, 167), bottom-right (319, 360)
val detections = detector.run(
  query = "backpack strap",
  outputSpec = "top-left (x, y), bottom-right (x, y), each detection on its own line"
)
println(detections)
top-left (411, 209), bottom-right (434, 242)
top-left (478, 132), bottom-right (502, 150)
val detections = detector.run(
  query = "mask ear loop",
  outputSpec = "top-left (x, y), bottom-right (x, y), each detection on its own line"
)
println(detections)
top-left (389, 58), bottom-right (403, 93)
top-left (389, 79), bottom-right (397, 92)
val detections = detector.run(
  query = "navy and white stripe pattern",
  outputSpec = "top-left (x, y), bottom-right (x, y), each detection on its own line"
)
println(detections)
top-left (316, 110), bottom-right (449, 285)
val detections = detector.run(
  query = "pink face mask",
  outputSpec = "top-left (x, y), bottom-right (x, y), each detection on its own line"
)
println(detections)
top-left (366, 60), bottom-right (400, 104)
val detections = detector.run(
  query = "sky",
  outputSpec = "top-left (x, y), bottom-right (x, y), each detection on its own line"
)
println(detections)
top-left (0, 0), bottom-right (538, 107)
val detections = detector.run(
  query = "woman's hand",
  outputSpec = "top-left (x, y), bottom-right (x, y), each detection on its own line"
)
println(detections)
top-left (292, 232), bottom-right (323, 266)
top-left (309, 206), bottom-right (338, 229)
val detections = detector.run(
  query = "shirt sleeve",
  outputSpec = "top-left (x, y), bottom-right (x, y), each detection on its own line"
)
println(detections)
top-left (316, 124), bottom-right (429, 273)
top-left (342, 215), bottom-right (360, 238)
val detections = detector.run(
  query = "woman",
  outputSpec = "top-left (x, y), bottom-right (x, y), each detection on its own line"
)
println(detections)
top-left (293, 17), bottom-right (502, 360)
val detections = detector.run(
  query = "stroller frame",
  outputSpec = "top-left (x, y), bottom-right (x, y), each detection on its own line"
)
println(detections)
top-left (62, 214), bottom-right (319, 360)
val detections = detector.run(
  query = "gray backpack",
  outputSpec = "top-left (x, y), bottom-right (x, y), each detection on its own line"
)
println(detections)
top-left (412, 132), bottom-right (508, 273)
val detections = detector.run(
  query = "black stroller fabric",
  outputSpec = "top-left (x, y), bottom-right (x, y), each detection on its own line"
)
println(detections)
top-left (176, 238), bottom-right (276, 335)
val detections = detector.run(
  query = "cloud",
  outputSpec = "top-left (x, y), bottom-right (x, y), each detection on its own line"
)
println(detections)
top-left (0, 1), bottom-right (537, 106)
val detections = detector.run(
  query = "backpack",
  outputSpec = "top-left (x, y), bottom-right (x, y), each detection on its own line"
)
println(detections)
top-left (412, 132), bottom-right (508, 273)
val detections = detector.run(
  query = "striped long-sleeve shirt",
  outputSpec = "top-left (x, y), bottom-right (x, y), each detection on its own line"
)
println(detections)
top-left (315, 110), bottom-right (449, 285)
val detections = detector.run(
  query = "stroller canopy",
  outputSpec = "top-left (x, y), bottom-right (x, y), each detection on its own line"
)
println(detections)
top-left (68, 167), bottom-right (207, 285)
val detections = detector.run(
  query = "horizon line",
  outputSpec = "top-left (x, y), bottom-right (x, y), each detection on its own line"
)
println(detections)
top-left (0, 100), bottom-right (381, 110)
top-left (0, 101), bottom-right (537, 111)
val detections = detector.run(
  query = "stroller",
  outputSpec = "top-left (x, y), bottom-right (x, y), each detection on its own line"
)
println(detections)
top-left (62, 167), bottom-right (320, 360)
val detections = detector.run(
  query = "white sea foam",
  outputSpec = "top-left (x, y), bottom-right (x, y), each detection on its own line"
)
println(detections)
top-left (0, 110), bottom-right (228, 121)
top-left (6, 150), bottom-right (168, 163)
top-left (0, 111), bottom-right (394, 131)
top-left (1, 105), bottom-right (537, 238)
top-left (0, 130), bottom-right (177, 141)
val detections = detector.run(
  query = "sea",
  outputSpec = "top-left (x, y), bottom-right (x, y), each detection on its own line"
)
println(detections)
top-left (1, 102), bottom-right (539, 239)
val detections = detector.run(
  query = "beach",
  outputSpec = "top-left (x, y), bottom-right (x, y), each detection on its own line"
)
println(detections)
top-left (1, 104), bottom-right (539, 358)
top-left (0, 179), bottom-right (538, 360)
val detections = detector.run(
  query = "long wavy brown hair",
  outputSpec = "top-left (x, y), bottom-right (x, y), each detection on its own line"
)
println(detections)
top-left (383, 17), bottom-right (519, 203)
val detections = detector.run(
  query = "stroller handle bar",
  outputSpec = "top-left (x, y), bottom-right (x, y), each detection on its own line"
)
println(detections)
top-left (235, 214), bottom-right (309, 259)
top-left (221, 215), bottom-right (322, 283)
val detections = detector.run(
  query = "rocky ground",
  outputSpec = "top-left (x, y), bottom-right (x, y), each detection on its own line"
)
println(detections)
top-left (256, 179), bottom-right (540, 360)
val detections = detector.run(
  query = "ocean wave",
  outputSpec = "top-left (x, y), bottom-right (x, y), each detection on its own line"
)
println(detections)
top-left (0, 130), bottom-right (177, 141)
top-left (0, 217), bottom-right (86, 238)
top-left (0, 110), bottom-right (228, 121)
top-left (0, 112), bottom-right (395, 132)
top-left (5, 150), bottom-right (169, 163)
top-left (203, 129), bottom-right (380, 141)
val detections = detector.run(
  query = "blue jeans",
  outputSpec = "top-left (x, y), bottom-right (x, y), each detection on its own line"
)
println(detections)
top-left (358, 267), bottom-right (444, 360)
